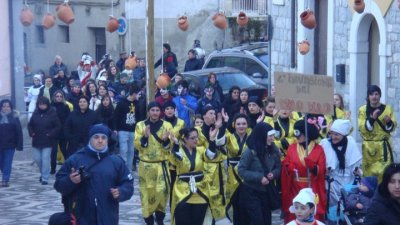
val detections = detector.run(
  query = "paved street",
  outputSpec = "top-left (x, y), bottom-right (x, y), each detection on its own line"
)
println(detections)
top-left (0, 125), bottom-right (284, 225)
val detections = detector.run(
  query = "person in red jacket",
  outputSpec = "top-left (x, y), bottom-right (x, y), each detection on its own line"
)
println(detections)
top-left (281, 119), bottom-right (327, 224)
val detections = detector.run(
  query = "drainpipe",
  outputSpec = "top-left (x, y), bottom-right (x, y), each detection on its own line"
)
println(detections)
top-left (8, 0), bottom-right (16, 106)
top-left (291, 0), bottom-right (296, 68)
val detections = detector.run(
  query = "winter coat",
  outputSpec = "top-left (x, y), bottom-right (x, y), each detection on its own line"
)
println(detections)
top-left (183, 58), bottom-right (202, 72)
top-left (364, 188), bottom-right (400, 225)
top-left (28, 107), bottom-right (61, 148)
top-left (51, 102), bottom-right (71, 139)
top-left (64, 109), bottom-right (99, 151)
top-left (49, 62), bottom-right (68, 77)
top-left (0, 111), bottom-right (23, 150)
top-left (197, 97), bottom-right (222, 115)
top-left (238, 147), bottom-right (281, 192)
top-left (154, 51), bottom-right (178, 78)
top-left (173, 94), bottom-right (198, 127)
top-left (345, 188), bottom-right (373, 214)
top-left (54, 147), bottom-right (134, 225)
top-left (113, 98), bottom-right (146, 131)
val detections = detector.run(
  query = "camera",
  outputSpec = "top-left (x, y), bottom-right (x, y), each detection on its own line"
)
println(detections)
top-left (78, 166), bottom-right (91, 181)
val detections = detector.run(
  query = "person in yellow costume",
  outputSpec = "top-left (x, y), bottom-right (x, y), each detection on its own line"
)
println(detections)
top-left (263, 97), bottom-right (276, 127)
top-left (196, 106), bottom-right (227, 221)
top-left (358, 85), bottom-right (397, 181)
top-left (333, 93), bottom-right (350, 121)
top-left (169, 127), bottom-right (222, 225)
top-left (134, 101), bottom-right (173, 225)
top-left (162, 101), bottom-right (185, 207)
top-left (274, 109), bottom-right (298, 158)
top-left (225, 114), bottom-right (252, 224)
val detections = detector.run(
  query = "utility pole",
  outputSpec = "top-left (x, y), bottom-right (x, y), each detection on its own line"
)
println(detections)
top-left (146, 0), bottom-right (155, 103)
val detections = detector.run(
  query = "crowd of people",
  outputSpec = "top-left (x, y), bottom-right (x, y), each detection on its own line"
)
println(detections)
top-left (0, 44), bottom-right (400, 225)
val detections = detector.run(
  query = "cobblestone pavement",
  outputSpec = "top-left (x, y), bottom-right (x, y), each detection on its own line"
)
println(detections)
top-left (0, 127), bottom-right (283, 225)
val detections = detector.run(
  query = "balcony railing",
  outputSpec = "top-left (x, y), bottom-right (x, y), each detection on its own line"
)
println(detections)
top-left (227, 0), bottom-right (267, 16)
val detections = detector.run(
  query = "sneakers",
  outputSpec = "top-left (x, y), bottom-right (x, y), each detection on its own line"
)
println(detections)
top-left (1, 181), bottom-right (10, 187)
top-left (41, 181), bottom-right (48, 185)
top-left (50, 169), bottom-right (56, 175)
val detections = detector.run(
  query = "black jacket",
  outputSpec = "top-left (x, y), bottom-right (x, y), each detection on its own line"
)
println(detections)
top-left (238, 147), bottom-right (281, 192)
top-left (54, 147), bottom-right (134, 225)
top-left (364, 187), bottom-right (400, 225)
top-left (64, 109), bottom-right (99, 149)
top-left (49, 62), bottom-right (68, 77)
top-left (183, 58), bottom-right (202, 72)
top-left (28, 107), bottom-right (61, 148)
top-left (113, 98), bottom-right (146, 131)
top-left (51, 102), bottom-right (71, 139)
top-left (0, 111), bottom-right (23, 150)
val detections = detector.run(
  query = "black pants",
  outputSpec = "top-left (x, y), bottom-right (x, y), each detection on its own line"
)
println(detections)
top-left (240, 186), bottom-right (272, 225)
top-left (51, 139), bottom-right (67, 172)
top-left (175, 202), bottom-right (208, 225)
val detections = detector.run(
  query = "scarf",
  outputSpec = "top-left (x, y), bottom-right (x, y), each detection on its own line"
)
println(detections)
top-left (164, 115), bottom-right (177, 127)
top-left (331, 136), bottom-right (348, 172)
top-left (296, 141), bottom-right (316, 166)
top-left (0, 111), bottom-right (11, 124)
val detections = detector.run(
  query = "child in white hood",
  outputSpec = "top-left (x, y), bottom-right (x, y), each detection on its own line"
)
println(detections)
top-left (287, 188), bottom-right (325, 225)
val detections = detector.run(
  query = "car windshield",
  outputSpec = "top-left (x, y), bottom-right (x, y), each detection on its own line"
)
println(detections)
top-left (250, 47), bottom-right (269, 66)
top-left (199, 72), bottom-right (256, 93)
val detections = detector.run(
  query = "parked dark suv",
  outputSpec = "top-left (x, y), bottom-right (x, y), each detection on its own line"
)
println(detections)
top-left (181, 67), bottom-right (267, 100)
top-left (202, 42), bottom-right (269, 86)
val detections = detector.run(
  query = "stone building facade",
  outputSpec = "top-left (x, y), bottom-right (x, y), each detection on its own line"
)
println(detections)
top-left (268, 0), bottom-right (400, 160)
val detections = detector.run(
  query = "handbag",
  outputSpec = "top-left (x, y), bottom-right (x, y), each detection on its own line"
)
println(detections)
top-left (265, 181), bottom-right (281, 210)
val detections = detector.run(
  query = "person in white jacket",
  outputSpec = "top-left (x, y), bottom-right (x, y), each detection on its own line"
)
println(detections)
top-left (25, 74), bottom-right (43, 121)
top-left (320, 119), bottom-right (362, 209)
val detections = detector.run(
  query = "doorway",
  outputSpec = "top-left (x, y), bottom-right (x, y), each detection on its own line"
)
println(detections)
top-left (368, 18), bottom-right (380, 87)
top-left (89, 28), bottom-right (106, 63)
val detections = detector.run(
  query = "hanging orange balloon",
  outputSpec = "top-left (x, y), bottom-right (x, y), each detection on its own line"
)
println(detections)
top-left (42, 13), bottom-right (56, 29)
top-left (298, 40), bottom-right (310, 55)
top-left (353, 0), bottom-right (365, 13)
top-left (178, 15), bottom-right (189, 31)
top-left (20, 6), bottom-right (34, 26)
top-left (300, 9), bottom-right (316, 29)
top-left (212, 12), bottom-right (228, 30)
top-left (236, 12), bottom-right (248, 27)
top-left (56, 2), bottom-right (75, 24)
top-left (156, 73), bottom-right (171, 89)
top-left (107, 16), bottom-right (119, 33)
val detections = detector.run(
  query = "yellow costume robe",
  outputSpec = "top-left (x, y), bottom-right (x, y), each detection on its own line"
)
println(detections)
top-left (134, 119), bottom-right (173, 218)
top-left (170, 143), bottom-right (222, 225)
top-left (358, 104), bottom-right (397, 180)
top-left (274, 116), bottom-right (297, 158)
top-left (225, 128), bottom-right (251, 221)
top-left (263, 115), bottom-right (275, 127)
top-left (196, 125), bottom-right (227, 219)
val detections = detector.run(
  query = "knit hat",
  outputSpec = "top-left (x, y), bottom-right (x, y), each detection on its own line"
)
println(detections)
top-left (120, 72), bottom-right (129, 79)
top-left (367, 85), bottom-right (381, 96)
top-left (330, 119), bottom-right (352, 136)
top-left (33, 74), bottom-right (42, 82)
top-left (72, 80), bottom-right (82, 87)
top-left (89, 124), bottom-right (112, 139)
top-left (361, 176), bottom-right (378, 193)
top-left (201, 105), bottom-right (216, 116)
top-left (294, 119), bottom-right (320, 141)
top-left (248, 96), bottom-right (263, 108)
top-left (290, 188), bottom-right (317, 214)
top-left (147, 101), bottom-right (161, 111)
top-left (163, 101), bottom-right (176, 111)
